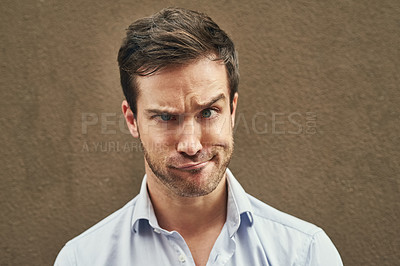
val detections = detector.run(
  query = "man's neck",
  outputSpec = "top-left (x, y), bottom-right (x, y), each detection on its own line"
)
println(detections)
top-left (146, 171), bottom-right (228, 239)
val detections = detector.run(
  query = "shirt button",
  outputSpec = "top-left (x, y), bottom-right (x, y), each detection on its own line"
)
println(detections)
top-left (178, 253), bottom-right (186, 262)
top-left (153, 228), bottom-right (161, 234)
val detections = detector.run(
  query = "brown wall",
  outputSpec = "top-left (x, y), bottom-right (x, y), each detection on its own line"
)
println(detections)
top-left (1, 0), bottom-right (399, 265)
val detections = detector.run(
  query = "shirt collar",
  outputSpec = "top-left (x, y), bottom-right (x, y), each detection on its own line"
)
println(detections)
top-left (131, 169), bottom-right (254, 235)
top-left (131, 174), bottom-right (161, 233)
top-left (225, 168), bottom-right (254, 237)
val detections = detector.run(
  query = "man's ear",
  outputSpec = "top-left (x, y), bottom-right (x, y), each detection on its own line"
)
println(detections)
top-left (230, 93), bottom-right (239, 128)
top-left (122, 100), bottom-right (139, 138)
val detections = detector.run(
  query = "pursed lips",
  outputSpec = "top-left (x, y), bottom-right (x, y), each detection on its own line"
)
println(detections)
top-left (171, 156), bottom-right (215, 170)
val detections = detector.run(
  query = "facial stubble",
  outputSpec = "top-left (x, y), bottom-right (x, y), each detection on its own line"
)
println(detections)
top-left (140, 137), bottom-right (234, 198)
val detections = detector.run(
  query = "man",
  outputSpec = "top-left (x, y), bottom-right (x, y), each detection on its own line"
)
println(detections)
top-left (55, 7), bottom-right (342, 266)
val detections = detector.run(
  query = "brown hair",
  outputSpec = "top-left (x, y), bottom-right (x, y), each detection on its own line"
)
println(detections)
top-left (118, 7), bottom-right (239, 116)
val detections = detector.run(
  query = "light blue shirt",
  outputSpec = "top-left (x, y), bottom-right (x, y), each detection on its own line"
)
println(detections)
top-left (55, 169), bottom-right (343, 265)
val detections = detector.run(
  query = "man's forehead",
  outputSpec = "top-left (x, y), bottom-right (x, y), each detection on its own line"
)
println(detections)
top-left (144, 91), bottom-right (227, 115)
top-left (136, 60), bottom-right (227, 87)
top-left (136, 58), bottom-right (230, 113)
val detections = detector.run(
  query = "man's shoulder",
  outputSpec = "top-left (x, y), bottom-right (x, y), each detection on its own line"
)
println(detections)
top-left (243, 193), bottom-right (342, 265)
top-left (54, 196), bottom-right (139, 265)
top-left (65, 196), bottom-right (138, 246)
top-left (247, 193), bottom-right (322, 237)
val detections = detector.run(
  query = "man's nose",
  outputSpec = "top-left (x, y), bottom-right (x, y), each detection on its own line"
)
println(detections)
top-left (176, 120), bottom-right (202, 156)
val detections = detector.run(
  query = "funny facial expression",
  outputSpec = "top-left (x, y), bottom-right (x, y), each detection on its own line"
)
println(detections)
top-left (123, 57), bottom-right (238, 197)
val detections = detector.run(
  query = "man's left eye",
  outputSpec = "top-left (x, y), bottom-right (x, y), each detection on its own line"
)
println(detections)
top-left (200, 109), bottom-right (214, 118)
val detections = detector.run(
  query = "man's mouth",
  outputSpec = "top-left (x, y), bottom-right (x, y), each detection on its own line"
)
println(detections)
top-left (172, 156), bottom-right (215, 171)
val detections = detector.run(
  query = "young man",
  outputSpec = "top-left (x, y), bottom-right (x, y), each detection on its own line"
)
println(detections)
top-left (55, 7), bottom-right (342, 266)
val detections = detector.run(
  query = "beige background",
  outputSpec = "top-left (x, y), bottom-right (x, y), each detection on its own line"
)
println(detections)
top-left (1, 0), bottom-right (399, 265)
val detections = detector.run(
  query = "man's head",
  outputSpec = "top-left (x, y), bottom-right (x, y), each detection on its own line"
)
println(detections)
top-left (118, 7), bottom-right (239, 116)
top-left (119, 7), bottom-right (239, 198)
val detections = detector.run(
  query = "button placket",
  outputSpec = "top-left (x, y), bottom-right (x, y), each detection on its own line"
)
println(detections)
top-left (167, 234), bottom-right (191, 265)
top-left (178, 253), bottom-right (186, 263)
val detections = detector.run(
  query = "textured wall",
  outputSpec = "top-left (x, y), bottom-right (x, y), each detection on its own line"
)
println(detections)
top-left (1, 0), bottom-right (399, 265)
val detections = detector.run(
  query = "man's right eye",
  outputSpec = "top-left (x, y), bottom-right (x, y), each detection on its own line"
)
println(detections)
top-left (159, 113), bottom-right (177, 121)
top-left (160, 114), bottom-right (171, 121)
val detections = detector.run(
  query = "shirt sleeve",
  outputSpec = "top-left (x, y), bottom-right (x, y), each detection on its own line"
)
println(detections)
top-left (54, 244), bottom-right (76, 266)
top-left (305, 230), bottom-right (343, 266)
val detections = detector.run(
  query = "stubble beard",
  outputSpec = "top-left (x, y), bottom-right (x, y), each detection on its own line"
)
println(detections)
top-left (141, 138), bottom-right (234, 197)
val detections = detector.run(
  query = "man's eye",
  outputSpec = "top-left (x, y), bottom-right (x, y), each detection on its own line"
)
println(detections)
top-left (200, 109), bottom-right (214, 118)
top-left (160, 113), bottom-right (172, 121)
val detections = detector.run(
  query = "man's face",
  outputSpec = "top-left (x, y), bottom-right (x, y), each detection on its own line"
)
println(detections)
top-left (124, 57), bottom-right (238, 197)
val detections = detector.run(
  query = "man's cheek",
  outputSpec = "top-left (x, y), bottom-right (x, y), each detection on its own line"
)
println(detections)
top-left (154, 135), bottom-right (175, 154)
top-left (140, 133), bottom-right (167, 153)
top-left (209, 116), bottom-right (232, 137)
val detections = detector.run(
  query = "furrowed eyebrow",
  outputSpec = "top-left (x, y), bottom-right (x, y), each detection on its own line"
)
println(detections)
top-left (145, 108), bottom-right (179, 115)
top-left (195, 93), bottom-right (226, 110)
top-left (144, 93), bottom-right (226, 115)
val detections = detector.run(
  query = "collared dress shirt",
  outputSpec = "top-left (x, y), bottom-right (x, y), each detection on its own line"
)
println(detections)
top-left (55, 169), bottom-right (343, 265)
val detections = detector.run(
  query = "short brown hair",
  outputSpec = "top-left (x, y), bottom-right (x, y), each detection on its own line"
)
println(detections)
top-left (118, 7), bottom-right (239, 116)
